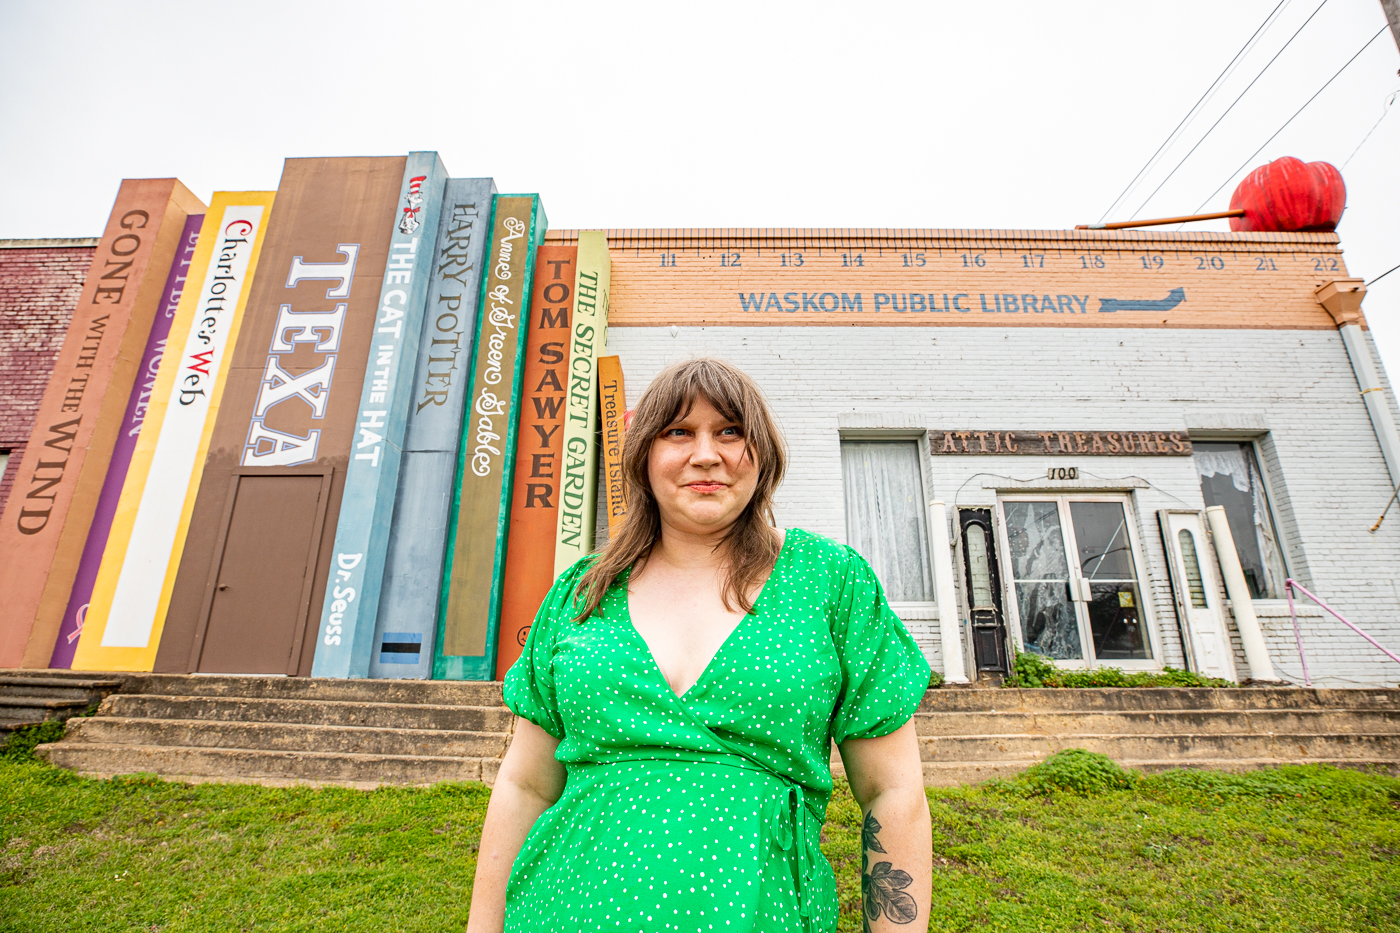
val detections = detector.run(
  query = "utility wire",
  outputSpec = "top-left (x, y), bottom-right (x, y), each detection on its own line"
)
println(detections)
top-left (1366, 262), bottom-right (1400, 288)
top-left (1098, 0), bottom-right (1290, 224)
top-left (1128, 0), bottom-right (1332, 220)
top-left (1342, 88), bottom-right (1400, 170)
top-left (1191, 25), bottom-right (1389, 214)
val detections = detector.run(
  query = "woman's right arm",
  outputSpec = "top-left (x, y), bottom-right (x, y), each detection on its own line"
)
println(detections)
top-left (464, 718), bottom-right (566, 933)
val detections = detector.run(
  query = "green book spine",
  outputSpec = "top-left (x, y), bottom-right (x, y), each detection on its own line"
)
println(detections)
top-left (434, 195), bottom-right (547, 680)
top-left (552, 231), bottom-right (611, 576)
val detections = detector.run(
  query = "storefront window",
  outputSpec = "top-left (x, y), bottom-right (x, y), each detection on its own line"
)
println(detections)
top-left (1003, 500), bottom-right (1082, 660)
top-left (1193, 441), bottom-right (1288, 599)
top-left (1001, 495), bottom-right (1155, 666)
top-left (840, 440), bottom-right (933, 602)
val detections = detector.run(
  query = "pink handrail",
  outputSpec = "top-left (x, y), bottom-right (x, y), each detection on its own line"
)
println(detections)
top-left (1285, 578), bottom-right (1400, 687)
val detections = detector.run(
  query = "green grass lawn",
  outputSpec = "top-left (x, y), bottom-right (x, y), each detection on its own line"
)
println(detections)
top-left (1, 738), bottom-right (1397, 932)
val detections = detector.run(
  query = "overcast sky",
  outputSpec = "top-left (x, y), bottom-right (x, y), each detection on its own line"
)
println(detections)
top-left (3, 1), bottom-right (1399, 372)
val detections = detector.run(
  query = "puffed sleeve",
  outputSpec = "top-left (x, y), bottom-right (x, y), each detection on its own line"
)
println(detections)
top-left (502, 558), bottom-right (593, 739)
top-left (830, 547), bottom-right (934, 744)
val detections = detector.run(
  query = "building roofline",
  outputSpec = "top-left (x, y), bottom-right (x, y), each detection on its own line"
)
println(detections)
top-left (543, 227), bottom-right (1341, 251)
top-left (0, 237), bottom-right (100, 249)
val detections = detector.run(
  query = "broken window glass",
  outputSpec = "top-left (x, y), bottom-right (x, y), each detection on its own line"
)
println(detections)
top-left (1193, 442), bottom-right (1288, 599)
top-left (1003, 500), bottom-right (1083, 660)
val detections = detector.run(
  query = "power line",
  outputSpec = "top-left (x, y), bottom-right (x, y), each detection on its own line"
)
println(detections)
top-left (1366, 262), bottom-right (1400, 288)
top-left (1098, 0), bottom-right (1290, 224)
top-left (1342, 88), bottom-right (1400, 170)
top-left (1192, 25), bottom-right (1389, 214)
top-left (1128, 0), bottom-right (1332, 221)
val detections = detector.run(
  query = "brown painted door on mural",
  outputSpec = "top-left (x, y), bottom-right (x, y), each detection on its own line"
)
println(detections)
top-left (194, 474), bottom-right (329, 674)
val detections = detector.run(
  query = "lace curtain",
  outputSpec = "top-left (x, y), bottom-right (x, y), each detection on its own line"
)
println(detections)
top-left (1194, 442), bottom-right (1287, 599)
top-left (841, 440), bottom-right (933, 602)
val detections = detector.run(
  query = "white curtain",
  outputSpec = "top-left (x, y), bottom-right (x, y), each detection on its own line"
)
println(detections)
top-left (841, 441), bottom-right (933, 602)
top-left (1194, 443), bottom-right (1287, 598)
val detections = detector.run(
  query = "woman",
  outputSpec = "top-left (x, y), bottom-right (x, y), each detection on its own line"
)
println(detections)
top-left (466, 358), bottom-right (933, 933)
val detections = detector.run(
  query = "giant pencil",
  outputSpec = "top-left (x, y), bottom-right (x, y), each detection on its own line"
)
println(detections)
top-left (309, 154), bottom-right (449, 678)
top-left (52, 213), bottom-right (203, 667)
top-left (370, 177), bottom-right (497, 679)
top-left (0, 179), bottom-right (203, 668)
top-left (434, 195), bottom-right (546, 681)
top-left (73, 194), bottom-right (276, 672)
top-left (154, 158), bottom-right (404, 675)
top-left (495, 244), bottom-right (576, 679)
top-left (552, 231), bottom-right (611, 576)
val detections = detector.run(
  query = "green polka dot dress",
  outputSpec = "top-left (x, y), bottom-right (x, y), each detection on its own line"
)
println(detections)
top-left (502, 527), bottom-right (932, 933)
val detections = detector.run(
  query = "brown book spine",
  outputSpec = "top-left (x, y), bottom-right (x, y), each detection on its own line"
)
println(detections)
top-left (495, 244), bottom-right (576, 679)
top-left (154, 157), bottom-right (405, 675)
top-left (0, 179), bottom-right (202, 667)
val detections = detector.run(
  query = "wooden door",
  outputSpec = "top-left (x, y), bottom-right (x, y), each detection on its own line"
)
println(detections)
top-left (958, 508), bottom-right (1008, 673)
top-left (191, 472), bottom-right (330, 674)
top-left (1159, 509), bottom-right (1238, 682)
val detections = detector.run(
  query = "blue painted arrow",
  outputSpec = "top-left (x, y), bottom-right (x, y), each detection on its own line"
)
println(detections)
top-left (1097, 287), bottom-right (1185, 313)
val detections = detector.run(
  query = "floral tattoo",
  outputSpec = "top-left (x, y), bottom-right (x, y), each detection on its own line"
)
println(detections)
top-left (860, 813), bottom-right (918, 931)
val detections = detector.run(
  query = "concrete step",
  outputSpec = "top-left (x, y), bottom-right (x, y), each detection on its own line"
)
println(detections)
top-left (65, 717), bottom-right (511, 759)
top-left (0, 675), bottom-right (123, 700)
top-left (34, 741), bottom-right (500, 787)
top-left (919, 756), bottom-right (1400, 787)
top-left (918, 731), bottom-right (1400, 762)
top-left (98, 694), bottom-right (515, 732)
top-left (0, 694), bottom-right (92, 722)
top-left (918, 687), bottom-right (1400, 713)
top-left (913, 708), bottom-right (1400, 737)
top-left (117, 673), bottom-right (504, 706)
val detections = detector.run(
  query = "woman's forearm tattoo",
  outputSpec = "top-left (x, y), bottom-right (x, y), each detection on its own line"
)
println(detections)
top-left (860, 813), bottom-right (918, 931)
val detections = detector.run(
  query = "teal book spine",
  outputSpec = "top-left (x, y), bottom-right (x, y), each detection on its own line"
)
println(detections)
top-left (310, 152), bottom-right (449, 678)
top-left (433, 194), bottom-right (546, 680)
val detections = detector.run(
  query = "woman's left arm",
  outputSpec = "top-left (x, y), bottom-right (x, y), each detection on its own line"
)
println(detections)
top-left (838, 720), bottom-right (932, 933)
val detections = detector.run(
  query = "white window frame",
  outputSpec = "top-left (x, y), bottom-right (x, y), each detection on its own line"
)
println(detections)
top-left (1191, 435), bottom-right (1294, 603)
top-left (995, 492), bottom-right (1164, 672)
top-left (838, 431), bottom-right (939, 626)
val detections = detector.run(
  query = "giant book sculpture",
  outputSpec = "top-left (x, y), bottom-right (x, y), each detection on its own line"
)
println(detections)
top-left (369, 177), bottom-right (497, 679)
top-left (434, 195), bottom-right (546, 680)
top-left (153, 157), bottom-right (404, 675)
top-left (310, 153), bottom-right (449, 678)
top-left (72, 194), bottom-right (276, 672)
top-left (53, 213), bottom-right (203, 668)
top-left (0, 178), bottom-right (204, 669)
top-left (495, 243), bottom-right (576, 679)
top-left (552, 231), bottom-right (611, 576)
top-left (597, 354), bottom-right (628, 538)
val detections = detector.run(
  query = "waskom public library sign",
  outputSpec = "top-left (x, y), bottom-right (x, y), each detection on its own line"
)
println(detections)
top-left (570, 227), bottom-right (1354, 331)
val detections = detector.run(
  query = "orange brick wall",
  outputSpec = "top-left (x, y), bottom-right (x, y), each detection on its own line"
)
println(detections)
top-left (544, 228), bottom-right (1350, 331)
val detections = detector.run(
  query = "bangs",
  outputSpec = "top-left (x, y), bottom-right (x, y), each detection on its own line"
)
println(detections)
top-left (657, 364), bottom-right (750, 430)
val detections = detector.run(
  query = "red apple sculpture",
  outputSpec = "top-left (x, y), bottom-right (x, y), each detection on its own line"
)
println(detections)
top-left (1229, 157), bottom-right (1345, 232)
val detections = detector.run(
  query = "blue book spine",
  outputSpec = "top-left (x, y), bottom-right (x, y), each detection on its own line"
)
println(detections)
top-left (310, 152), bottom-right (450, 678)
top-left (368, 177), bottom-right (497, 678)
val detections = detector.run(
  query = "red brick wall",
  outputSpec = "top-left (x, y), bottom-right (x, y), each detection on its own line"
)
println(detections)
top-left (0, 241), bottom-right (95, 510)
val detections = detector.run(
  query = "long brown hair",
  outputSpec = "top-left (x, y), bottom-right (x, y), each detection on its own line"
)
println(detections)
top-left (573, 357), bottom-right (787, 621)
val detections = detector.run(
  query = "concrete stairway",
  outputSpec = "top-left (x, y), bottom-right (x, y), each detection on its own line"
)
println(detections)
top-left (35, 674), bottom-right (513, 788)
top-left (0, 670), bottom-right (124, 740)
top-left (913, 686), bottom-right (1400, 786)
top-left (29, 676), bottom-right (1400, 788)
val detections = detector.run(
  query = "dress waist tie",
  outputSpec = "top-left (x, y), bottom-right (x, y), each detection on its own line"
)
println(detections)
top-left (766, 779), bottom-right (818, 929)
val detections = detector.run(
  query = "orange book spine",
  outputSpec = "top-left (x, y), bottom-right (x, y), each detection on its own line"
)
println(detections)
top-left (598, 355), bottom-right (627, 535)
top-left (495, 244), bottom-right (577, 678)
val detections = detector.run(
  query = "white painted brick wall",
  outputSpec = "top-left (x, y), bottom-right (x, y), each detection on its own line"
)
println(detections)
top-left (605, 324), bottom-right (1400, 688)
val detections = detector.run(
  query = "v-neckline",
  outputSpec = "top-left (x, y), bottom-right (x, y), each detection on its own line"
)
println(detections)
top-left (622, 528), bottom-right (794, 703)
